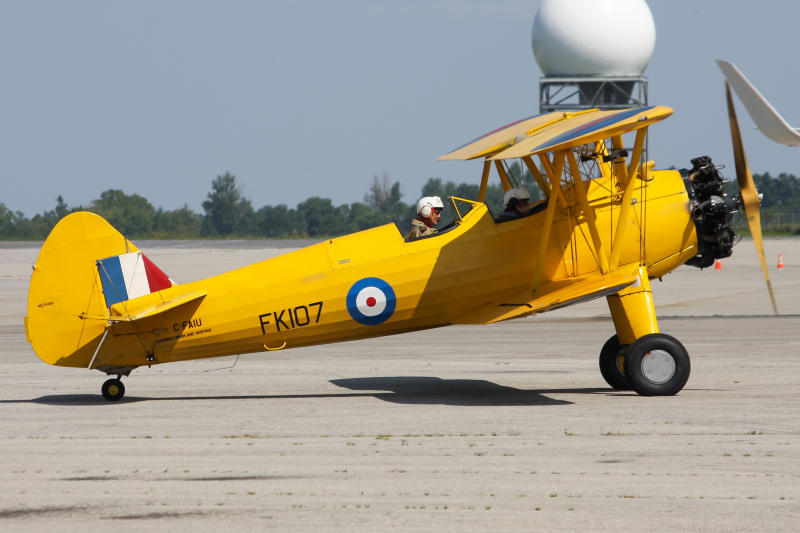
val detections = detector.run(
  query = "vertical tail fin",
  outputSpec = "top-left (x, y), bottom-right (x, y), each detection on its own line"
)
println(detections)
top-left (25, 212), bottom-right (176, 367)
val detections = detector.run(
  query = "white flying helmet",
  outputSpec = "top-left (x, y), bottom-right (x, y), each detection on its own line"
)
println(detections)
top-left (416, 196), bottom-right (444, 218)
top-left (503, 187), bottom-right (531, 205)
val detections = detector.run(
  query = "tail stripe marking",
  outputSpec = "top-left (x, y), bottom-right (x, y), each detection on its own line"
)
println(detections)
top-left (97, 252), bottom-right (152, 308)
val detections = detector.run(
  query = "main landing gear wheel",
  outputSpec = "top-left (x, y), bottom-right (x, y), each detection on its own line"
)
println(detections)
top-left (599, 335), bottom-right (633, 390)
top-left (101, 378), bottom-right (125, 402)
top-left (623, 334), bottom-right (691, 396)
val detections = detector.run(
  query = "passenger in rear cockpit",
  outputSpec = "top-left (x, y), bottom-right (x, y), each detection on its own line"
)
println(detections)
top-left (496, 188), bottom-right (531, 221)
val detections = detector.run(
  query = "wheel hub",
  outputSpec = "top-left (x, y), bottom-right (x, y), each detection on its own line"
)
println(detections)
top-left (641, 350), bottom-right (676, 384)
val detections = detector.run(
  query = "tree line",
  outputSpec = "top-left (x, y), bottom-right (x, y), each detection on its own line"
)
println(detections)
top-left (720, 172), bottom-right (800, 235)
top-left (2, 167), bottom-right (798, 241)
top-left (0, 163), bottom-right (534, 241)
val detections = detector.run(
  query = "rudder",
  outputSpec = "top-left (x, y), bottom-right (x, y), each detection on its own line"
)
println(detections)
top-left (25, 212), bottom-right (174, 368)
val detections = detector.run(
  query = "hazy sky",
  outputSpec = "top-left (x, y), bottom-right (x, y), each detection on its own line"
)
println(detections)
top-left (3, 0), bottom-right (799, 217)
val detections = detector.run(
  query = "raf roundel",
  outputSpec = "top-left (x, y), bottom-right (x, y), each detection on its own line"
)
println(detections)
top-left (346, 278), bottom-right (397, 326)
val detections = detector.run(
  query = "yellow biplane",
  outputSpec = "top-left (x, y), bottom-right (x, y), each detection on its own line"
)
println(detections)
top-left (24, 88), bottom-right (776, 401)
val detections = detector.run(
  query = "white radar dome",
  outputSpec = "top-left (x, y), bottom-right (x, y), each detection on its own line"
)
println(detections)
top-left (532, 0), bottom-right (656, 77)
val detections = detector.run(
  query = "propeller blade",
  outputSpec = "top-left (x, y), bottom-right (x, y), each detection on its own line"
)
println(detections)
top-left (725, 82), bottom-right (779, 315)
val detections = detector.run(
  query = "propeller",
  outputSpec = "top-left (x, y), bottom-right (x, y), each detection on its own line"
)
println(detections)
top-left (725, 82), bottom-right (779, 315)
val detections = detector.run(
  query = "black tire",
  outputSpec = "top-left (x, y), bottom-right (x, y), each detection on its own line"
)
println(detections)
top-left (599, 335), bottom-right (632, 390)
top-left (101, 378), bottom-right (125, 402)
top-left (624, 334), bottom-right (690, 396)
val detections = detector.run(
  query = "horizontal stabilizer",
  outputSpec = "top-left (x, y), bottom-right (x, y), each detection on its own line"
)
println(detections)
top-left (452, 273), bottom-right (637, 325)
top-left (717, 60), bottom-right (800, 146)
top-left (80, 290), bottom-right (207, 323)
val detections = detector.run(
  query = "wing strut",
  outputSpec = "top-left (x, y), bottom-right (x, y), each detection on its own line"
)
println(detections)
top-left (538, 154), bottom-right (569, 208)
top-left (522, 156), bottom-right (551, 198)
top-left (532, 151), bottom-right (566, 294)
top-left (478, 160), bottom-right (491, 203)
top-left (566, 149), bottom-right (610, 274)
top-left (610, 135), bottom-right (628, 187)
top-left (493, 160), bottom-right (513, 191)
top-left (609, 127), bottom-right (648, 271)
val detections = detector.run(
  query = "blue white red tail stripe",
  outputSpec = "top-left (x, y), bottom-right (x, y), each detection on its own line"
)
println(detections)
top-left (97, 252), bottom-right (173, 308)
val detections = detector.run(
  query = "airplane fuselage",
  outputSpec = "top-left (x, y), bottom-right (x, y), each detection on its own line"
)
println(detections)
top-left (69, 168), bottom-right (698, 372)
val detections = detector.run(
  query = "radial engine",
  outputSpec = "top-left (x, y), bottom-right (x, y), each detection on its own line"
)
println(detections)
top-left (681, 156), bottom-right (742, 269)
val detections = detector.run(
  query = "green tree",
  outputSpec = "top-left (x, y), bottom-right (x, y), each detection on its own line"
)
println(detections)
top-left (347, 201), bottom-right (392, 232)
top-left (758, 173), bottom-right (800, 210)
top-left (154, 205), bottom-right (202, 239)
top-left (5, 196), bottom-right (78, 240)
top-left (89, 189), bottom-right (157, 237)
top-left (0, 204), bottom-right (21, 239)
top-left (53, 195), bottom-right (70, 219)
top-left (201, 172), bottom-right (257, 237)
top-left (258, 204), bottom-right (307, 237)
top-left (296, 196), bottom-right (349, 237)
top-left (724, 172), bottom-right (800, 211)
top-left (365, 173), bottom-right (403, 212)
top-left (363, 173), bottom-right (411, 232)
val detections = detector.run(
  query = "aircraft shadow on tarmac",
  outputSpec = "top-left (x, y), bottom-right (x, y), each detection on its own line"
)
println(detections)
top-left (17, 377), bottom-right (618, 406)
top-left (328, 376), bottom-right (591, 406)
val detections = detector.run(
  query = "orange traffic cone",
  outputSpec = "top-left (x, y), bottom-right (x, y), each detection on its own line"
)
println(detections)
top-left (778, 254), bottom-right (784, 269)
top-left (715, 259), bottom-right (722, 270)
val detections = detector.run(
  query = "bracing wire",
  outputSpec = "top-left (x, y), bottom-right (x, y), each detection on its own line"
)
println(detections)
top-left (197, 355), bottom-right (240, 373)
top-left (503, 160), bottom-right (520, 188)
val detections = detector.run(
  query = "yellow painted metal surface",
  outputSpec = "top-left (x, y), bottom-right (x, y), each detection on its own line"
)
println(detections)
top-left (26, 108), bottom-right (702, 372)
top-left (437, 111), bottom-right (564, 161)
top-left (26, 212), bottom-right (137, 366)
top-left (607, 267), bottom-right (659, 345)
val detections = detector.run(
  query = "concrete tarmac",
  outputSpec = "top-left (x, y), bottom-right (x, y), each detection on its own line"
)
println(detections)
top-left (1, 238), bottom-right (799, 531)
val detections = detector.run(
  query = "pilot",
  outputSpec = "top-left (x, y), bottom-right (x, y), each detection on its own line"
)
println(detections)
top-left (407, 196), bottom-right (444, 239)
top-left (497, 187), bottom-right (532, 221)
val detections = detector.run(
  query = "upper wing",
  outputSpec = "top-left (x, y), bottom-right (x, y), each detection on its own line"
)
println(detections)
top-left (493, 106), bottom-right (672, 159)
top-left (717, 59), bottom-right (800, 147)
top-left (439, 107), bottom-right (673, 161)
top-left (437, 111), bottom-right (564, 161)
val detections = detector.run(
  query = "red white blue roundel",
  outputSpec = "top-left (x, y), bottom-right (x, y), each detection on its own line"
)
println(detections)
top-left (346, 277), bottom-right (397, 326)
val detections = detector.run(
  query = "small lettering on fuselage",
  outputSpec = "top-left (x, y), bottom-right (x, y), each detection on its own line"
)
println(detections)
top-left (259, 301), bottom-right (323, 333)
top-left (174, 318), bottom-right (203, 332)
top-left (155, 328), bottom-right (212, 344)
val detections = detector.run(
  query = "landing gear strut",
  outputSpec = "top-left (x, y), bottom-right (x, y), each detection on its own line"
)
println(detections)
top-left (101, 377), bottom-right (125, 401)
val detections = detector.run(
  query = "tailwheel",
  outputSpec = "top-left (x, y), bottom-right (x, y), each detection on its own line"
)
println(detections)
top-left (623, 334), bottom-right (691, 396)
top-left (599, 335), bottom-right (632, 390)
top-left (101, 378), bottom-right (125, 402)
